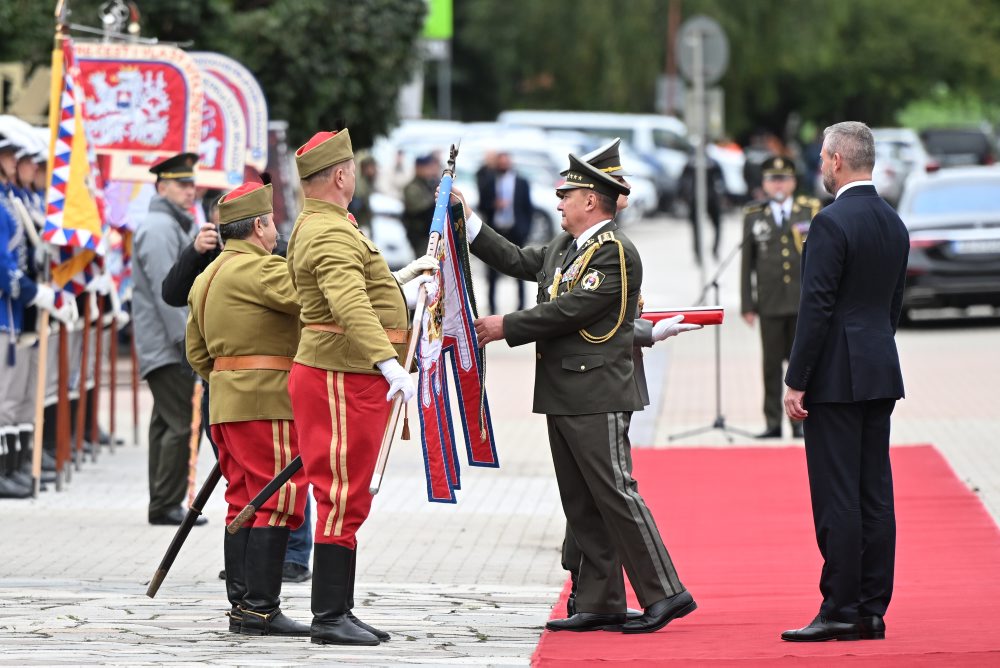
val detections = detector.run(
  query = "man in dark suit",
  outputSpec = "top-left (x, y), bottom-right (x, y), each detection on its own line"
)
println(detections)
top-left (476, 151), bottom-right (533, 313)
top-left (781, 121), bottom-right (909, 642)
top-left (464, 154), bottom-right (696, 635)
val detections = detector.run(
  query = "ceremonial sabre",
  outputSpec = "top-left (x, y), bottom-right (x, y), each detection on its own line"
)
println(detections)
top-left (226, 455), bottom-right (303, 534)
top-left (369, 144), bottom-right (458, 495)
top-left (146, 461), bottom-right (223, 598)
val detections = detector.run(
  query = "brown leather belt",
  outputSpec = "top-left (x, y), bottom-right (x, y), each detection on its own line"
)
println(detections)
top-left (305, 322), bottom-right (409, 344)
top-left (213, 355), bottom-right (294, 372)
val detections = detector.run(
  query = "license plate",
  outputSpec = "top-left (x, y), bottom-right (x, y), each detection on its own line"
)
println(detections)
top-left (951, 239), bottom-right (1000, 255)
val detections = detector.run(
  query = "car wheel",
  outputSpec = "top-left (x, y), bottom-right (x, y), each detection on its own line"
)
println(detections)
top-left (528, 208), bottom-right (556, 245)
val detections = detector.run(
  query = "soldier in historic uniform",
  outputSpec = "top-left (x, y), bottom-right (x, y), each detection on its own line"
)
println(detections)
top-left (740, 156), bottom-right (820, 439)
top-left (186, 182), bottom-right (309, 636)
top-left (466, 153), bottom-right (696, 634)
top-left (286, 128), bottom-right (436, 646)
top-left (558, 138), bottom-right (701, 620)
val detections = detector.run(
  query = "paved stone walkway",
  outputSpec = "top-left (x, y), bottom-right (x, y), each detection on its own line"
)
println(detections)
top-left (1, 211), bottom-right (998, 665)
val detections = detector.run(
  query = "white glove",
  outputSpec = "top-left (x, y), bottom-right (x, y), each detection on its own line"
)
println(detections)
top-left (402, 274), bottom-right (435, 309)
top-left (393, 255), bottom-right (439, 284)
top-left (30, 284), bottom-right (56, 312)
top-left (651, 315), bottom-right (703, 342)
top-left (114, 309), bottom-right (131, 329)
top-left (376, 358), bottom-right (415, 403)
top-left (50, 297), bottom-right (78, 325)
top-left (85, 273), bottom-right (113, 295)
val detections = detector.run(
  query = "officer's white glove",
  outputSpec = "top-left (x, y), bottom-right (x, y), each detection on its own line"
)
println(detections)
top-left (402, 274), bottom-right (435, 309)
top-left (651, 315), bottom-right (703, 342)
top-left (376, 358), bottom-right (415, 403)
top-left (392, 255), bottom-right (439, 284)
top-left (30, 284), bottom-right (56, 312)
top-left (85, 272), bottom-right (112, 295)
top-left (49, 297), bottom-right (78, 325)
top-left (114, 309), bottom-right (131, 329)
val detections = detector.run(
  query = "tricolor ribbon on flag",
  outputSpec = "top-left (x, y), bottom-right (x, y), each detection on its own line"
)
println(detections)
top-left (43, 38), bottom-right (107, 300)
top-left (416, 199), bottom-right (498, 503)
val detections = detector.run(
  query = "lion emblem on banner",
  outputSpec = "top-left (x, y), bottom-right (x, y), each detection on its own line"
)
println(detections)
top-left (85, 69), bottom-right (171, 146)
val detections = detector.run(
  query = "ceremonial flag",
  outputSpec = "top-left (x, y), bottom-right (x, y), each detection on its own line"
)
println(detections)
top-left (416, 201), bottom-right (498, 503)
top-left (44, 38), bottom-right (107, 297)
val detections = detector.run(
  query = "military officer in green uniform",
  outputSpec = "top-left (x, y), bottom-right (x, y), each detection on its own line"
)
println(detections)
top-left (459, 153), bottom-right (696, 634)
top-left (740, 156), bottom-right (821, 439)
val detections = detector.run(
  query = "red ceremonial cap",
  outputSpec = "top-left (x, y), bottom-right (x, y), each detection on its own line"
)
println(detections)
top-left (217, 182), bottom-right (272, 226)
top-left (295, 129), bottom-right (354, 179)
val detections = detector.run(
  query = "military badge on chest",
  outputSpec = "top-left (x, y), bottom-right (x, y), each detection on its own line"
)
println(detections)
top-left (752, 217), bottom-right (773, 251)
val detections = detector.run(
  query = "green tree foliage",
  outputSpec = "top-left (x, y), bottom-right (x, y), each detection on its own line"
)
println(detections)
top-left (453, 0), bottom-right (1000, 139)
top-left (0, 0), bottom-right (425, 148)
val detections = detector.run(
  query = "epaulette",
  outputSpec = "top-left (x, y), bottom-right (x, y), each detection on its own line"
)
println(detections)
top-left (795, 194), bottom-right (822, 215)
top-left (742, 200), bottom-right (767, 215)
top-left (596, 230), bottom-right (616, 244)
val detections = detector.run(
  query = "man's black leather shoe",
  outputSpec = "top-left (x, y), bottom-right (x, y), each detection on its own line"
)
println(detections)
top-left (781, 615), bottom-right (860, 642)
top-left (756, 427), bottom-right (781, 439)
top-left (545, 613), bottom-right (626, 632)
top-left (282, 561), bottom-right (312, 583)
top-left (621, 591), bottom-right (697, 634)
top-left (792, 423), bottom-right (804, 438)
top-left (859, 615), bottom-right (885, 640)
top-left (567, 596), bottom-right (641, 620)
top-left (149, 506), bottom-right (208, 526)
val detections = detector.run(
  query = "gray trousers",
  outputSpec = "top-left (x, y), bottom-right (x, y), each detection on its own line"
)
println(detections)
top-left (547, 412), bottom-right (684, 612)
top-left (759, 313), bottom-right (797, 430)
top-left (146, 363), bottom-right (195, 519)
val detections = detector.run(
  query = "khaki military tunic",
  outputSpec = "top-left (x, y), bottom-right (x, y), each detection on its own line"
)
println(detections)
top-left (286, 198), bottom-right (408, 373)
top-left (186, 239), bottom-right (301, 425)
top-left (740, 195), bottom-right (821, 316)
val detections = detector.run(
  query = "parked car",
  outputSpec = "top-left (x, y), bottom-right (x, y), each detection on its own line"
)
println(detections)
top-left (919, 126), bottom-right (998, 168)
top-left (895, 166), bottom-right (1000, 314)
top-left (871, 142), bottom-right (908, 206)
top-left (872, 127), bottom-right (940, 181)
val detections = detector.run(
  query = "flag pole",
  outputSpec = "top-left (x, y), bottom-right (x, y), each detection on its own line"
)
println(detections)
top-left (89, 295), bottom-right (104, 462)
top-left (369, 143), bottom-right (458, 495)
top-left (73, 293), bottom-right (92, 469)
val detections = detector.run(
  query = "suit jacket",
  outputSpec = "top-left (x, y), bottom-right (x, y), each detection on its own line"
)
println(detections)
top-left (471, 221), bottom-right (644, 416)
top-left (740, 195), bottom-right (820, 316)
top-left (785, 185), bottom-right (909, 404)
top-left (478, 171), bottom-right (533, 246)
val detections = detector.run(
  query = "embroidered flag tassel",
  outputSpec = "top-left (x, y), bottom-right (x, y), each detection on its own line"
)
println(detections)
top-left (401, 403), bottom-right (411, 440)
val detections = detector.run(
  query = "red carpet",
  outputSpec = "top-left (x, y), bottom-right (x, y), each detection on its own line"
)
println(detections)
top-left (533, 445), bottom-right (1000, 666)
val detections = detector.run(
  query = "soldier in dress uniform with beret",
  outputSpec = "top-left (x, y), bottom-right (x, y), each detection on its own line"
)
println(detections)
top-left (186, 182), bottom-right (310, 637)
top-left (286, 128), bottom-right (436, 646)
top-left (740, 156), bottom-right (821, 439)
top-left (462, 153), bottom-right (696, 634)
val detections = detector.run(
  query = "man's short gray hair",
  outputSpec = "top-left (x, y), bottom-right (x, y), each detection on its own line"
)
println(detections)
top-left (823, 121), bottom-right (875, 172)
top-left (220, 215), bottom-right (257, 241)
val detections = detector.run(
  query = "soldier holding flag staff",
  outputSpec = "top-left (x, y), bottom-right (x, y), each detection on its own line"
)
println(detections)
top-left (186, 182), bottom-right (309, 636)
top-left (458, 153), bottom-right (697, 634)
top-left (287, 128), bottom-right (435, 646)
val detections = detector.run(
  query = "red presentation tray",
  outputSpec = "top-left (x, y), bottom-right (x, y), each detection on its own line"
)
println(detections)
top-left (640, 306), bottom-right (725, 326)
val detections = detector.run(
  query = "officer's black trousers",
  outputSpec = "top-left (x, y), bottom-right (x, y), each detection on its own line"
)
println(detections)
top-left (547, 411), bottom-right (684, 613)
top-left (146, 363), bottom-right (195, 519)
top-left (803, 399), bottom-right (896, 623)
top-left (759, 313), bottom-right (797, 430)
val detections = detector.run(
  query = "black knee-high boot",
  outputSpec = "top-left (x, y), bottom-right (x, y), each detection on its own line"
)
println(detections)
top-left (224, 528), bottom-right (250, 632)
top-left (346, 549), bottom-right (389, 641)
top-left (310, 543), bottom-right (379, 646)
top-left (239, 527), bottom-right (309, 636)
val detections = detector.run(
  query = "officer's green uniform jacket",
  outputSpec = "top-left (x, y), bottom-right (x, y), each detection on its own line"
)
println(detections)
top-left (186, 239), bottom-right (301, 425)
top-left (740, 195), bottom-right (820, 316)
top-left (471, 221), bottom-right (644, 416)
top-left (286, 198), bottom-right (408, 374)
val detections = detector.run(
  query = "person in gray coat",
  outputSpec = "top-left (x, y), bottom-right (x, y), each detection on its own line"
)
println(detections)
top-left (132, 153), bottom-right (208, 526)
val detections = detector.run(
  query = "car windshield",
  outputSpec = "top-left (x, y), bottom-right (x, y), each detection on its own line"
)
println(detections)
top-left (908, 180), bottom-right (1000, 215)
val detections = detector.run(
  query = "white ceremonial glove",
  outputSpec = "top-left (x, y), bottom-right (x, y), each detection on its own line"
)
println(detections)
top-left (392, 255), bottom-right (439, 284)
top-left (30, 284), bottom-right (56, 312)
top-left (49, 297), bottom-right (78, 325)
top-left (402, 274), bottom-right (435, 309)
top-left (114, 309), bottom-right (131, 329)
top-left (85, 272), bottom-right (112, 295)
top-left (376, 358), bottom-right (415, 403)
top-left (651, 315), bottom-right (703, 342)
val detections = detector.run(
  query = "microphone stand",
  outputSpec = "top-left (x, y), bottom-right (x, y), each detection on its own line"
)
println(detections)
top-left (668, 231), bottom-right (755, 442)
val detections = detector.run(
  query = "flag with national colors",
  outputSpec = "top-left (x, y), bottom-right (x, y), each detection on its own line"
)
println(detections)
top-left (43, 38), bottom-right (106, 297)
top-left (416, 201), bottom-right (498, 503)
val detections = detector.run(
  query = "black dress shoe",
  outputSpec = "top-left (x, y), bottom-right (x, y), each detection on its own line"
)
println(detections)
top-left (149, 506), bottom-right (209, 526)
top-left (282, 561), bottom-right (312, 583)
top-left (567, 596), bottom-right (639, 620)
top-left (545, 613), bottom-right (626, 632)
top-left (756, 427), bottom-right (782, 439)
top-left (792, 423), bottom-right (804, 439)
top-left (859, 615), bottom-right (885, 640)
top-left (781, 615), bottom-right (860, 642)
top-left (0, 475), bottom-right (32, 499)
top-left (621, 591), bottom-right (697, 634)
